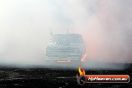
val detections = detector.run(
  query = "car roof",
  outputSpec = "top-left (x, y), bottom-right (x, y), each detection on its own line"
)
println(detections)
top-left (52, 34), bottom-right (82, 37)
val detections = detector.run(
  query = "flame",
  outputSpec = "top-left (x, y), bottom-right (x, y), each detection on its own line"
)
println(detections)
top-left (78, 66), bottom-right (86, 76)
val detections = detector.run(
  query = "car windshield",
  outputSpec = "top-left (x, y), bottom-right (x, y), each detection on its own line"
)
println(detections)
top-left (52, 34), bottom-right (83, 45)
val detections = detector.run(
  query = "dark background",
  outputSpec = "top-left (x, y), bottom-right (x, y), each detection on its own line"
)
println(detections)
top-left (0, 64), bottom-right (131, 88)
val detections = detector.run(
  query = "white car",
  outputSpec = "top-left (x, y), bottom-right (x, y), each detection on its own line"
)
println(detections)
top-left (45, 34), bottom-right (85, 68)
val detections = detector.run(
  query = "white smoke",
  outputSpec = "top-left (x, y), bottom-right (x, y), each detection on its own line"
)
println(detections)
top-left (0, 0), bottom-right (131, 69)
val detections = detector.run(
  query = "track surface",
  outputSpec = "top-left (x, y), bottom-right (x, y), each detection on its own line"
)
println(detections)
top-left (0, 65), bottom-right (131, 88)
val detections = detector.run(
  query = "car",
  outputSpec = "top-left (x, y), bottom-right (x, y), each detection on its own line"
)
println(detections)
top-left (45, 34), bottom-right (85, 68)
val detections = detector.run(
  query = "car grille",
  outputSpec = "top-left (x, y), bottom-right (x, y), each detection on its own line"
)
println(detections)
top-left (46, 48), bottom-right (82, 58)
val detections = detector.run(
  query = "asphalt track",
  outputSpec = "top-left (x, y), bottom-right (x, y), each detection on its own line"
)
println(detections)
top-left (0, 64), bottom-right (131, 88)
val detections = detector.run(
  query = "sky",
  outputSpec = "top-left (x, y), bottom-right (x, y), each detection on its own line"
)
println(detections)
top-left (0, 0), bottom-right (132, 67)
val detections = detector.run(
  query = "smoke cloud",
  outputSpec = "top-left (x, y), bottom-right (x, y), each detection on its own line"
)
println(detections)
top-left (0, 0), bottom-right (131, 68)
